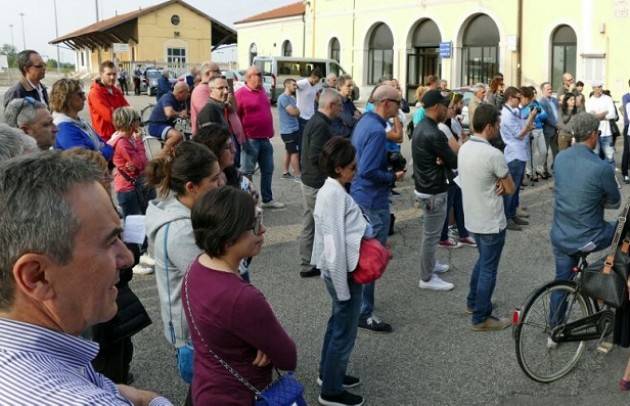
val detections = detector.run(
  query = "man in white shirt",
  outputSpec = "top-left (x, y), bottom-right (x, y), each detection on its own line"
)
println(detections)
top-left (459, 103), bottom-right (516, 332)
top-left (586, 81), bottom-right (617, 165)
top-left (296, 68), bottom-right (323, 130)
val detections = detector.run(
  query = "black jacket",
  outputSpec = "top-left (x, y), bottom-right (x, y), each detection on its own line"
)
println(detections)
top-left (2, 78), bottom-right (49, 108)
top-left (300, 111), bottom-right (333, 189)
top-left (412, 116), bottom-right (457, 194)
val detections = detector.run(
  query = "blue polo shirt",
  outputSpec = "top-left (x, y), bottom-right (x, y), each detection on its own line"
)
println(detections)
top-left (551, 144), bottom-right (620, 254)
top-left (350, 112), bottom-right (395, 210)
top-left (277, 93), bottom-right (299, 135)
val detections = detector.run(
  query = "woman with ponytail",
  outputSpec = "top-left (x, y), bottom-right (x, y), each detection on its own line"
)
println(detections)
top-left (144, 141), bottom-right (224, 395)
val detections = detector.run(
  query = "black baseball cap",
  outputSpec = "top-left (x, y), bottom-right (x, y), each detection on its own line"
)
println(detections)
top-left (422, 90), bottom-right (450, 108)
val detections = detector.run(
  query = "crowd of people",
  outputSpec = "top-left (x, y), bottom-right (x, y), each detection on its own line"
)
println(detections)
top-left (3, 46), bottom-right (630, 405)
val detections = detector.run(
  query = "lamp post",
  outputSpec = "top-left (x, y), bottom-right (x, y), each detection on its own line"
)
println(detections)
top-left (18, 12), bottom-right (26, 50)
top-left (53, 0), bottom-right (60, 73)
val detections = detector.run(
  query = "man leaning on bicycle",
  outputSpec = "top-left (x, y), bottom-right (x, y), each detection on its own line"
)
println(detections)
top-left (551, 112), bottom-right (621, 284)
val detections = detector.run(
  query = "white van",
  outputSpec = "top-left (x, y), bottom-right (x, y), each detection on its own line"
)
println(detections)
top-left (252, 56), bottom-right (357, 104)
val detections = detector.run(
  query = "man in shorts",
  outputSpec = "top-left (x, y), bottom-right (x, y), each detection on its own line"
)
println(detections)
top-left (277, 78), bottom-right (301, 180)
top-left (147, 81), bottom-right (189, 157)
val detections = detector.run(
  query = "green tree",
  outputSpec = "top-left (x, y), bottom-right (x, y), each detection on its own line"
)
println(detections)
top-left (0, 44), bottom-right (17, 67)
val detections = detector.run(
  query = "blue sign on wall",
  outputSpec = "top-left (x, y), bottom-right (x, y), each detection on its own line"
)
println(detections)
top-left (439, 41), bottom-right (452, 58)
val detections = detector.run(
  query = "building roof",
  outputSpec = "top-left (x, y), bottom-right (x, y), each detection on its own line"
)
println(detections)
top-left (234, 2), bottom-right (305, 25)
top-left (50, 0), bottom-right (235, 49)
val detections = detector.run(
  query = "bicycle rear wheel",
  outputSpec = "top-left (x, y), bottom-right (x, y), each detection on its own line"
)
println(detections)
top-left (514, 280), bottom-right (593, 383)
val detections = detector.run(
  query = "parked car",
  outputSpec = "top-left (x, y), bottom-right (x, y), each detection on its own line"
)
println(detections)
top-left (144, 68), bottom-right (177, 97)
top-left (253, 56), bottom-right (359, 104)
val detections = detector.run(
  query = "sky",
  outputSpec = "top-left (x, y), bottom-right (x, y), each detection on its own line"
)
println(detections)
top-left (0, 0), bottom-right (296, 63)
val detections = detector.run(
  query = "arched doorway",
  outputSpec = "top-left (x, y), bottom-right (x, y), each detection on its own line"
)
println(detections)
top-left (406, 19), bottom-right (441, 101)
top-left (282, 40), bottom-right (292, 57)
top-left (551, 25), bottom-right (577, 91)
top-left (367, 23), bottom-right (394, 85)
top-left (329, 37), bottom-right (340, 63)
top-left (460, 14), bottom-right (500, 85)
top-left (249, 43), bottom-right (257, 65)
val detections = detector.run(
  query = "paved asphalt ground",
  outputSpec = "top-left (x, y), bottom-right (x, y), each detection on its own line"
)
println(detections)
top-left (4, 91), bottom-right (630, 405)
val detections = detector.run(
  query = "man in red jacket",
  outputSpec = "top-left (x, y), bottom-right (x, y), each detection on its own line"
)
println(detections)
top-left (88, 60), bottom-right (129, 141)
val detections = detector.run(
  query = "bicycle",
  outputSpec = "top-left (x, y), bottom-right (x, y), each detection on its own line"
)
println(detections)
top-left (512, 252), bottom-right (616, 383)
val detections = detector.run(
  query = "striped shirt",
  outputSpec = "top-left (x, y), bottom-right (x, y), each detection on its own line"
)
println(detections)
top-left (0, 317), bottom-right (173, 406)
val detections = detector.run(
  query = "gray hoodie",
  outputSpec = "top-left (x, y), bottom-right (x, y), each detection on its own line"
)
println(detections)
top-left (145, 193), bottom-right (202, 348)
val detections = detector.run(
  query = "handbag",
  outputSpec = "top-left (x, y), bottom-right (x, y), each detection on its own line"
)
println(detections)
top-left (582, 198), bottom-right (630, 308)
top-left (352, 238), bottom-right (391, 284)
top-left (118, 168), bottom-right (151, 213)
top-left (163, 223), bottom-right (195, 384)
top-left (183, 272), bottom-right (306, 406)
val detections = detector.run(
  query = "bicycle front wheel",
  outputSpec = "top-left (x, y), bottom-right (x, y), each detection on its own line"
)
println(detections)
top-left (514, 280), bottom-right (593, 383)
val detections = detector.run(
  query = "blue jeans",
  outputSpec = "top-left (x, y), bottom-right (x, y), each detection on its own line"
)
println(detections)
top-left (467, 229), bottom-right (506, 324)
top-left (241, 139), bottom-right (274, 203)
top-left (596, 135), bottom-right (615, 166)
top-left (549, 224), bottom-right (614, 325)
top-left (503, 159), bottom-right (526, 220)
top-left (440, 183), bottom-right (469, 241)
top-left (319, 277), bottom-right (363, 396)
top-left (116, 181), bottom-right (155, 218)
top-left (359, 207), bottom-right (390, 321)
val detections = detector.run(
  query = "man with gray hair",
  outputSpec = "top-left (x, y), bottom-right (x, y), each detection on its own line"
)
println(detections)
top-left (3, 50), bottom-right (48, 108)
top-left (4, 97), bottom-right (57, 150)
top-left (190, 61), bottom-right (222, 135)
top-left (0, 123), bottom-right (37, 161)
top-left (549, 112), bottom-right (620, 324)
top-left (0, 151), bottom-right (173, 405)
top-left (468, 83), bottom-right (487, 125)
top-left (299, 88), bottom-right (342, 278)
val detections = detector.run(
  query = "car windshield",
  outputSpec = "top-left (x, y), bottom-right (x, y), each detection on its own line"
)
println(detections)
top-left (146, 70), bottom-right (161, 79)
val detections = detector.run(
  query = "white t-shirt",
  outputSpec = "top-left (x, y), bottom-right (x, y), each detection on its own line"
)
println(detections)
top-left (585, 94), bottom-right (616, 136)
top-left (296, 78), bottom-right (321, 120)
top-left (458, 135), bottom-right (509, 234)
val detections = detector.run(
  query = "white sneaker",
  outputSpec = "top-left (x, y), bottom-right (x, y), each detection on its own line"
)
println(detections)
top-left (546, 337), bottom-right (558, 350)
top-left (140, 254), bottom-right (156, 267)
top-left (132, 264), bottom-right (154, 275)
top-left (433, 262), bottom-right (449, 274)
top-left (419, 274), bottom-right (454, 291)
top-left (261, 200), bottom-right (286, 209)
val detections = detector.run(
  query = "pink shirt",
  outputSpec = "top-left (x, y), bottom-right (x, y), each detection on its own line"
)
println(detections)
top-left (235, 86), bottom-right (274, 139)
top-left (190, 82), bottom-right (210, 136)
top-left (108, 131), bottom-right (148, 192)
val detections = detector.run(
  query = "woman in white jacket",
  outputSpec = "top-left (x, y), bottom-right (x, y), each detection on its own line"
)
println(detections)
top-left (312, 136), bottom-right (368, 406)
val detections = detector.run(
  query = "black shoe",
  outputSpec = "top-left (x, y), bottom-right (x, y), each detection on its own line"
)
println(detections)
top-left (542, 171), bottom-right (552, 179)
top-left (506, 219), bottom-right (522, 231)
top-left (317, 374), bottom-right (361, 389)
top-left (512, 215), bottom-right (529, 226)
top-left (300, 267), bottom-right (321, 278)
top-left (318, 391), bottom-right (364, 406)
top-left (358, 316), bottom-right (392, 333)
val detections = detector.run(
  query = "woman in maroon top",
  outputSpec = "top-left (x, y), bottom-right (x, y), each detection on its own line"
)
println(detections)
top-left (184, 187), bottom-right (297, 405)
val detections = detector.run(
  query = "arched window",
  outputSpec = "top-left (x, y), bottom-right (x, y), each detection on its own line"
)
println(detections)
top-left (406, 19), bottom-right (441, 101)
top-left (282, 40), bottom-right (292, 57)
top-left (249, 43), bottom-right (257, 65)
top-left (367, 23), bottom-right (394, 85)
top-left (551, 25), bottom-right (577, 91)
top-left (461, 14), bottom-right (500, 85)
top-left (329, 37), bottom-right (340, 62)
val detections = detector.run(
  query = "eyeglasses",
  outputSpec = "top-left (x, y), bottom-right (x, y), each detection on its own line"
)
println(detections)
top-left (212, 86), bottom-right (229, 90)
top-left (31, 63), bottom-right (46, 69)
top-left (16, 96), bottom-right (37, 117)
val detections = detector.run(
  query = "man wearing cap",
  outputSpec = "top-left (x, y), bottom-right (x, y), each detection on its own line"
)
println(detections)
top-left (413, 90), bottom-right (458, 291)
top-left (586, 81), bottom-right (616, 165)
top-left (351, 85), bottom-right (405, 333)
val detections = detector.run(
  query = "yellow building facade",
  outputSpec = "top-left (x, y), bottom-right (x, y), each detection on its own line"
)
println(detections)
top-left (237, 0), bottom-right (630, 101)
top-left (52, 0), bottom-right (235, 75)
